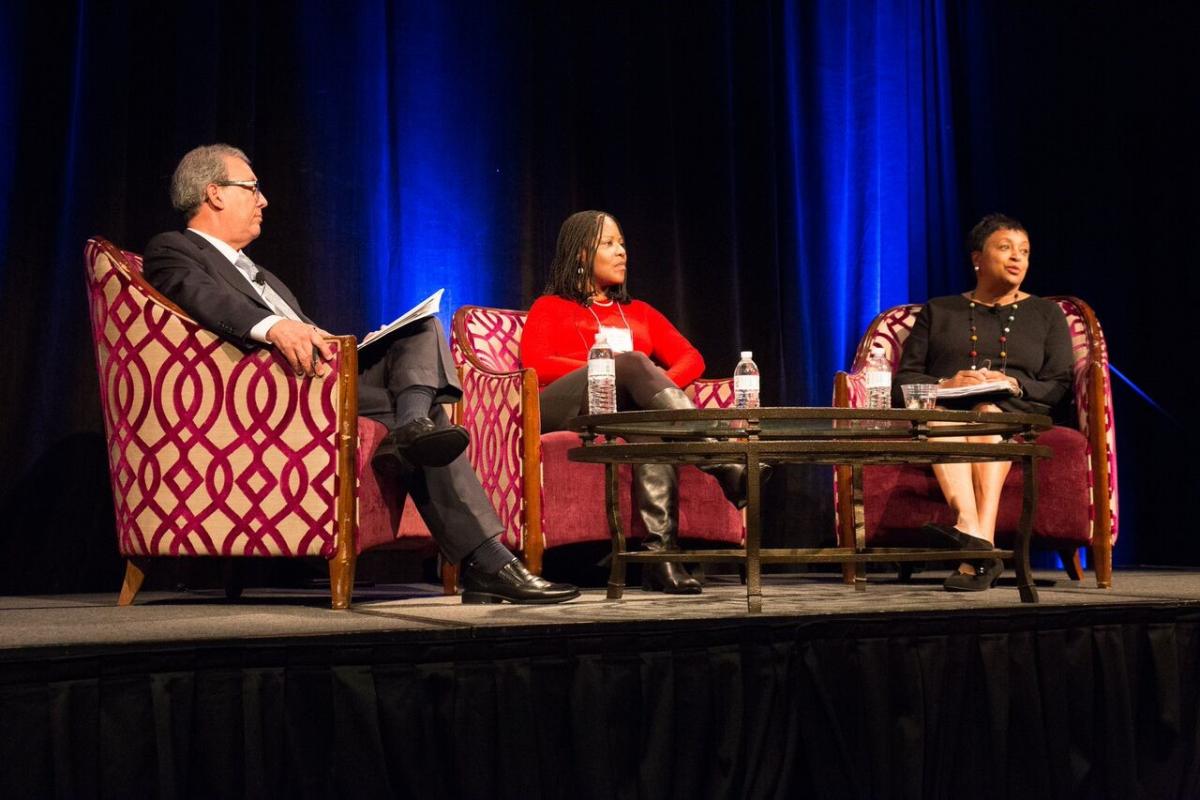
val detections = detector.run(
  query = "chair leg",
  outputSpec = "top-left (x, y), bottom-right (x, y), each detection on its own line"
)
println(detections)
top-left (1092, 539), bottom-right (1113, 589)
top-left (118, 558), bottom-right (148, 606)
top-left (1060, 549), bottom-right (1084, 581)
top-left (836, 465), bottom-right (856, 585)
top-left (523, 547), bottom-right (543, 576)
top-left (329, 554), bottom-right (355, 610)
top-left (441, 560), bottom-right (458, 595)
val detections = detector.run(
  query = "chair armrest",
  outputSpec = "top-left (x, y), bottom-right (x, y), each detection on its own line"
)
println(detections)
top-left (1053, 296), bottom-right (1119, 545)
top-left (327, 335), bottom-right (358, 577)
top-left (832, 368), bottom-right (868, 408)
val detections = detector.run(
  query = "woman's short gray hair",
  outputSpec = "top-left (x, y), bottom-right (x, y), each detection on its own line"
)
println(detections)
top-left (170, 144), bottom-right (250, 220)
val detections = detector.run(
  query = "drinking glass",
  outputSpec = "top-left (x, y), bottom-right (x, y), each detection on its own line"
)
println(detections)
top-left (902, 383), bottom-right (938, 409)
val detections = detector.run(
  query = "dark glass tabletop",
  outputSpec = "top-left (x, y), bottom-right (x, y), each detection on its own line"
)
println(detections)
top-left (567, 406), bottom-right (1052, 442)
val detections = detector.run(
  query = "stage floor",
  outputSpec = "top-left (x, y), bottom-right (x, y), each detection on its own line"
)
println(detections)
top-left (4, 567), bottom-right (1199, 655)
top-left (4, 568), bottom-right (1199, 797)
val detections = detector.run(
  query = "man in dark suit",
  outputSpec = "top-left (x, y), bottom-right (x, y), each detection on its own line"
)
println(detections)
top-left (144, 144), bottom-right (577, 604)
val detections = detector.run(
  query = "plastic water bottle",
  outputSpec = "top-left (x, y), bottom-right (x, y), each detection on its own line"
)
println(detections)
top-left (865, 345), bottom-right (892, 425)
top-left (587, 332), bottom-right (616, 414)
top-left (734, 351), bottom-right (760, 409)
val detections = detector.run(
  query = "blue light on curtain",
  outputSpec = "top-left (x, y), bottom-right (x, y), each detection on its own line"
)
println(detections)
top-left (382, 4), bottom-right (511, 327)
top-left (779, 0), bottom-right (959, 403)
top-left (297, 0), bottom-right (513, 331)
top-left (295, 1), bottom-right (513, 333)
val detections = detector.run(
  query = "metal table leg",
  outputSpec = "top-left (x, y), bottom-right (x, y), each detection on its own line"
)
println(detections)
top-left (1015, 456), bottom-right (1039, 603)
top-left (852, 465), bottom-right (867, 591)
top-left (745, 452), bottom-right (762, 613)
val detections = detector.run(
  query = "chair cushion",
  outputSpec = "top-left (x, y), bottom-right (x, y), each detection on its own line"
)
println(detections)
top-left (540, 431), bottom-right (744, 548)
top-left (356, 418), bottom-right (436, 553)
top-left (863, 426), bottom-right (1090, 547)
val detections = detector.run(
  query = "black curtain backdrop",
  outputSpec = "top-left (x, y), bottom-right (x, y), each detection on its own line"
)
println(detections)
top-left (0, 1), bottom-right (1195, 592)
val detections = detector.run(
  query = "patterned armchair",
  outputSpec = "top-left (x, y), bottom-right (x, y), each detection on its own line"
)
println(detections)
top-left (450, 305), bottom-right (744, 572)
top-left (832, 296), bottom-right (1118, 587)
top-left (84, 237), bottom-right (440, 609)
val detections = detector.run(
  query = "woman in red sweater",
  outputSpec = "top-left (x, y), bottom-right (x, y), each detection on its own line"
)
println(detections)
top-left (522, 210), bottom-right (746, 594)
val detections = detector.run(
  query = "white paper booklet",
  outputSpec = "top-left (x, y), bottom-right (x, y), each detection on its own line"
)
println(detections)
top-left (934, 379), bottom-right (1017, 399)
top-left (358, 288), bottom-right (444, 351)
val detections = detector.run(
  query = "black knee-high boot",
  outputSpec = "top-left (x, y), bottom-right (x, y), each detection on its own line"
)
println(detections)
top-left (635, 462), bottom-right (702, 594)
top-left (645, 386), bottom-right (754, 509)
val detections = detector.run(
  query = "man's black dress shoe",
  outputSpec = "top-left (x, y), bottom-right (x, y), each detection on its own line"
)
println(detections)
top-left (372, 416), bottom-right (469, 473)
top-left (943, 559), bottom-right (1003, 592)
top-left (461, 559), bottom-right (580, 605)
top-left (921, 522), bottom-right (993, 551)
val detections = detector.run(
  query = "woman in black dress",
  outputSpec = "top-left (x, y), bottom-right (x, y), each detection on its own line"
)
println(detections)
top-left (895, 213), bottom-right (1073, 591)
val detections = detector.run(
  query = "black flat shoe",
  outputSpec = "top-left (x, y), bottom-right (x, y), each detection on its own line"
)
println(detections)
top-left (461, 559), bottom-right (580, 604)
top-left (373, 416), bottom-right (469, 472)
top-left (943, 559), bottom-right (1003, 592)
top-left (922, 522), bottom-right (993, 551)
top-left (642, 562), bottom-right (702, 594)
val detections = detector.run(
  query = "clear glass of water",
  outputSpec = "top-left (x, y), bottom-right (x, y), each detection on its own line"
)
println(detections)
top-left (902, 383), bottom-right (938, 409)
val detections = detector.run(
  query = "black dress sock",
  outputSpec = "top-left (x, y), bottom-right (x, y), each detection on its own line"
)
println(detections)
top-left (394, 385), bottom-right (437, 426)
top-left (465, 536), bottom-right (513, 573)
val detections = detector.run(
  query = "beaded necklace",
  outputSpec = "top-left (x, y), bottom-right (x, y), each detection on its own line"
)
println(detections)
top-left (967, 291), bottom-right (1020, 372)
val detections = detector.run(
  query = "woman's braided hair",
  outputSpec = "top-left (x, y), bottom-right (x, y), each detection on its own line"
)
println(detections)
top-left (542, 210), bottom-right (630, 304)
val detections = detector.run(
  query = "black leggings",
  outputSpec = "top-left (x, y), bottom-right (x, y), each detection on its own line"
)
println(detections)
top-left (538, 351), bottom-right (676, 433)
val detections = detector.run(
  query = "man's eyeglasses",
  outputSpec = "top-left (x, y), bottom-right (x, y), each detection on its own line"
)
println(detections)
top-left (214, 180), bottom-right (261, 198)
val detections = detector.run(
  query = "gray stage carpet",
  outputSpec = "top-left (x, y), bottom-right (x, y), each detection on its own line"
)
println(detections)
top-left (3, 568), bottom-right (1198, 653)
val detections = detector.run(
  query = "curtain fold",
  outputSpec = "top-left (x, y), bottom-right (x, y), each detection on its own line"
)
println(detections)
top-left (3, 613), bottom-right (1198, 797)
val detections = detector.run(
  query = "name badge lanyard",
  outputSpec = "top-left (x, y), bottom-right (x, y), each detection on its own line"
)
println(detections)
top-left (585, 302), bottom-right (634, 353)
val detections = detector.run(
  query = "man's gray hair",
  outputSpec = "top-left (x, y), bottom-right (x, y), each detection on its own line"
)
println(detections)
top-left (170, 144), bottom-right (250, 220)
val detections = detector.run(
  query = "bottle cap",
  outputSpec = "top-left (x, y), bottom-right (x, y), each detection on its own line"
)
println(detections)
top-left (870, 345), bottom-right (885, 357)
top-left (594, 331), bottom-right (607, 344)
top-left (740, 351), bottom-right (753, 359)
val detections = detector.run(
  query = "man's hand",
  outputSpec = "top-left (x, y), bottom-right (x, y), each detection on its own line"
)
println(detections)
top-left (265, 320), bottom-right (333, 377)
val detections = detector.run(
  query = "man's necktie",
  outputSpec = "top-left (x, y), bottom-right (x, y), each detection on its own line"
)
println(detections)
top-left (235, 254), bottom-right (303, 322)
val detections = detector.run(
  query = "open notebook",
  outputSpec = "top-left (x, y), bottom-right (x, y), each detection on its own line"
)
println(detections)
top-left (934, 379), bottom-right (1017, 399)
top-left (358, 289), bottom-right (444, 351)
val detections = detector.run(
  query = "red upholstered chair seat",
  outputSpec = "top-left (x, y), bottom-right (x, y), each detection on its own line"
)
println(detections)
top-left (833, 298), bottom-right (1119, 586)
top-left (84, 238), bottom-right (440, 608)
top-left (860, 426), bottom-right (1090, 548)
top-left (451, 306), bottom-right (743, 571)
top-left (355, 418), bottom-right (443, 549)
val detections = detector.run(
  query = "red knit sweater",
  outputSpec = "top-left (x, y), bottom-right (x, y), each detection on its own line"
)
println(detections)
top-left (521, 295), bottom-right (705, 389)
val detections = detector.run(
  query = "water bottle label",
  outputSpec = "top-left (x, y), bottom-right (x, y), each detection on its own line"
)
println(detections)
top-left (734, 375), bottom-right (760, 392)
top-left (866, 371), bottom-right (890, 389)
top-left (588, 358), bottom-right (615, 377)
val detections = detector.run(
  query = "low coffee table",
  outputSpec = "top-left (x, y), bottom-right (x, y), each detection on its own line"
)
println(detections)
top-left (567, 407), bottom-right (1053, 612)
